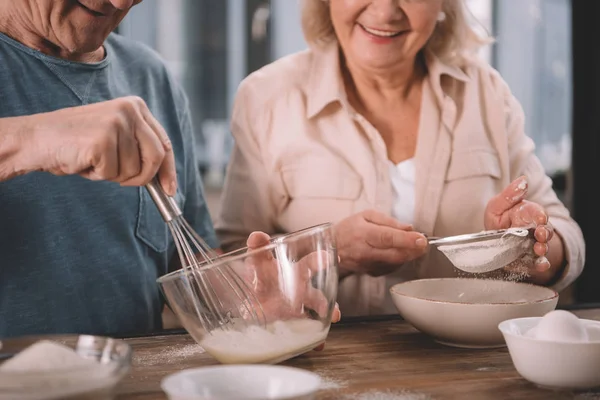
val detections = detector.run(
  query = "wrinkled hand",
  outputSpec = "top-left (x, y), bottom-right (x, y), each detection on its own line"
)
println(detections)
top-left (484, 176), bottom-right (553, 276)
top-left (334, 210), bottom-right (428, 278)
top-left (27, 96), bottom-right (177, 195)
top-left (246, 231), bottom-right (340, 351)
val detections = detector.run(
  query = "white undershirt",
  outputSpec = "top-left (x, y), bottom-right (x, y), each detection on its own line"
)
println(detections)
top-left (389, 158), bottom-right (416, 226)
top-left (384, 158), bottom-right (417, 313)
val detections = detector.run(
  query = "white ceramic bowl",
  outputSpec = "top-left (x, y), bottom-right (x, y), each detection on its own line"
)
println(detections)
top-left (389, 278), bottom-right (558, 348)
top-left (161, 365), bottom-right (321, 400)
top-left (499, 316), bottom-right (600, 390)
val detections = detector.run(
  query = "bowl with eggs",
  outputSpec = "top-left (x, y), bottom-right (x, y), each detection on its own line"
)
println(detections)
top-left (499, 310), bottom-right (600, 390)
top-left (390, 278), bottom-right (558, 348)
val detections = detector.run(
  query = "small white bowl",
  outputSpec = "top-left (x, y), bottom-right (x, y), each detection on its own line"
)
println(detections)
top-left (390, 278), bottom-right (558, 348)
top-left (161, 365), bottom-right (321, 400)
top-left (499, 316), bottom-right (600, 390)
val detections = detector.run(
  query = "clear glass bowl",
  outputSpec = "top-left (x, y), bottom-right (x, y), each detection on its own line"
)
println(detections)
top-left (157, 223), bottom-right (339, 365)
top-left (0, 334), bottom-right (131, 400)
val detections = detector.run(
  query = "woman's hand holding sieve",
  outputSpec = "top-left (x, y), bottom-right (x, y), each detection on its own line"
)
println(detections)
top-left (484, 176), bottom-right (565, 284)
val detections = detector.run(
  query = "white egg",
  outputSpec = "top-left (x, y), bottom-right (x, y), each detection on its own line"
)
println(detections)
top-left (585, 323), bottom-right (600, 341)
top-left (527, 310), bottom-right (588, 342)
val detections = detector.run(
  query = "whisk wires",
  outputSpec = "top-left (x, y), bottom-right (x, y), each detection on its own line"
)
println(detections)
top-left (146, 179), bottom-right (266, 332)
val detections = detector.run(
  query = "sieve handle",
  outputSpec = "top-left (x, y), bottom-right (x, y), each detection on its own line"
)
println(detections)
top-left (427, 228), bottom-right (532, 246)
top-left (424, 234), bottom-right (441, 242)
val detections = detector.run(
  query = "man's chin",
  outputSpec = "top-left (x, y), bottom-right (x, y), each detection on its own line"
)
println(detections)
top-left (59, 33), bottom-right (111, 59)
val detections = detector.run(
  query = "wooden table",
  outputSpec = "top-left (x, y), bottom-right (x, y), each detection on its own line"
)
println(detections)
top-left (116, 307), bottom-right (600, 400)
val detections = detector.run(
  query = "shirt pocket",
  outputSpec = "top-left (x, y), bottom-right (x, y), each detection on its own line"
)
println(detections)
top-left (136, 186), bottom-right (185, 253)
top-left (280, 161), bottom-right (363, 200)
top-left (445, 148), bottom-right (502, 181)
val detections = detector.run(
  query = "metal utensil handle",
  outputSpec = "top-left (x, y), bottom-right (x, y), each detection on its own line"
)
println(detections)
top-left (145, 178), bottom-right (182, 222)
top-left (428, 228), bottom-right (529, 246)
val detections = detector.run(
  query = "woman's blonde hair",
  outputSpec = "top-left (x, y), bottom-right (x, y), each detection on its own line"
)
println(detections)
top-left (301, 0), bottom-right (492, 65)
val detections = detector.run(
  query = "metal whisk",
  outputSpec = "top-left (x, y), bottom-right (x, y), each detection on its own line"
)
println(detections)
top-left (145, 179), bottom-right (265, 332)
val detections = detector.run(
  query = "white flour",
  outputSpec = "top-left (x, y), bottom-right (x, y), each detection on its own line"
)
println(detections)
top-left (342, 390), bottom-right (432, 400)
top-left (199, 319), bottom-right (328, 364)
top-left (497, 259), bottom-right (531, 281)
top-left (320, 376), bottom-right (348, 390)
top-left (0, 340), bottom-right (113, 400)
top-left (133, 343), bottom-right (204, 366)
top-left (450, 280), bottom-right (530, 304)
top-left (438, 228), bottom-right (532, 274)
top-left (456, 254), bottom-right (534, 282)
top-left (575, 393), bottom-right (600, 400)
top-left (1, 341), bottom-right (98, 372)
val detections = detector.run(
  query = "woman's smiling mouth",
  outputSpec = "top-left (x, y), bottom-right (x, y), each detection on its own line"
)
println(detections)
top-left (358, 24), bottom-right (406, 38)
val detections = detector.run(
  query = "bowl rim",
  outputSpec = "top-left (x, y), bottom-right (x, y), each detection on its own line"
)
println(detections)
top-left (157, 222), bottom-right (334, 283)
top-left (160, 364), bottom-right (322, 398)
top-left (389, 278), bottom-right (559, 306)
top-left (0, 334), bottom-right (132, 378)
top-left (498, 316), bottom-right (600, 345)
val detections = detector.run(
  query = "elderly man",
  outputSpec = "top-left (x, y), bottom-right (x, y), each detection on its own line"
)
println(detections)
top-left (0, 0), bottom-right (219, 338)
top-left (0, 0), bottom-right (341, 339)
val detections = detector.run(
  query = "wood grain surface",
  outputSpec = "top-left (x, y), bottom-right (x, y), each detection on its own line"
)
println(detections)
top-left (114, 308), bottom-right (600, 400)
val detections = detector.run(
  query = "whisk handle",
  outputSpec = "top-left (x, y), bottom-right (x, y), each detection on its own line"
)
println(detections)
top-left (145, 178), bottom-right (182, 222)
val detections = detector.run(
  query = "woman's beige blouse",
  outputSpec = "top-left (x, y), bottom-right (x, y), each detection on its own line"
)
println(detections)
top-left (215, 43), bottom-right (585, 316)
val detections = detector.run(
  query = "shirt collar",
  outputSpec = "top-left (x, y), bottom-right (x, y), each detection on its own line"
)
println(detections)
top-left (305, 43), bottom-right (470, 119)
top-left (424, 50), bottom-right (470, 85)
top-left (306, 42), bottom-right (347, 119)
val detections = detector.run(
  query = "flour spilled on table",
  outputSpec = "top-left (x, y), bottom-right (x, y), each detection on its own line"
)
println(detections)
top-left (133, 343), bottom-right (204, 366)
top-left (319, 375), bottom-right (349, 390)
top-left (575, 392), bottom-right (600, 400)
top-left (312, 367), bottom-right (349, 390)
top-left (341, 389), bottom-right (433, 400)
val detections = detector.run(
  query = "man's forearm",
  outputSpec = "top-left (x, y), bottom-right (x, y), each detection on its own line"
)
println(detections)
top-left (0, 116), bottom-right (34, 182)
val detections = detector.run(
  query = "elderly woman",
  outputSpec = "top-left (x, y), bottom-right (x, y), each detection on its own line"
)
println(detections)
top-left (216, 0), bottom-right (585, 316)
